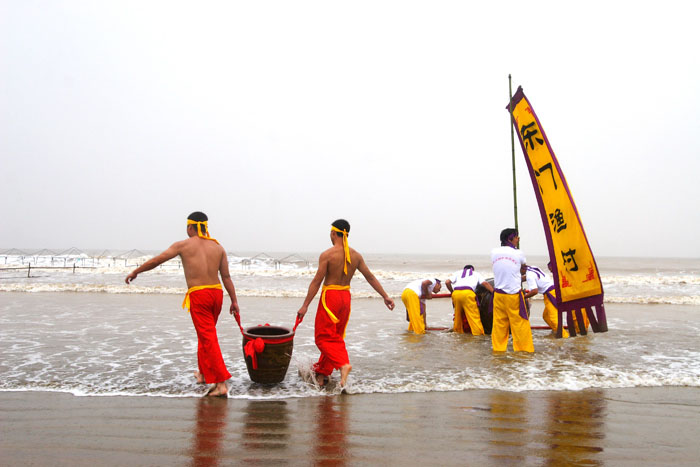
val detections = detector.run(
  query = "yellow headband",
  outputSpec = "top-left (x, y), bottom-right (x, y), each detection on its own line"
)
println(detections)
top-left (331, 225), bottom-right (351, 275)
top-left (187, 219), bottom-right (219, 244)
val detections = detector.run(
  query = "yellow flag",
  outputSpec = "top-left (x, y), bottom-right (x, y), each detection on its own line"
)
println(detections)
top-left (507, 86), bottom-right (607, 336)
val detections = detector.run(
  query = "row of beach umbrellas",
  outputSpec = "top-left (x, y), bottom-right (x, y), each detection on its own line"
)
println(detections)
top-left (0, 248), bottom-right (312, 267)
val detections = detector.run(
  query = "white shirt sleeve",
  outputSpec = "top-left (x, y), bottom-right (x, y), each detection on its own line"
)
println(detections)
top-left (526, 273), bottom-right (538, 292)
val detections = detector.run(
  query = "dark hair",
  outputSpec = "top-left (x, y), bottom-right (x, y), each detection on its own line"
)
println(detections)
top-left (188, 211), bottom-right (208, 222)
top-left (464, 264), bottom-right (474, 270)
top-left (500, 228), bottom-right (518, 246)
top-left (332, 219), bottom-right (350, 237)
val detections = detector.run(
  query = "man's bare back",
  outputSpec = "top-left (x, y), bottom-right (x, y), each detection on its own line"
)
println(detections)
top-left (298, 241), bottom-right (395, 317)
top-left (178, 236), bottom-right (228, 288)
top-left (125, 225), bottom-right (239, 315)
top-left (320, 244), bottom-right (361, 287)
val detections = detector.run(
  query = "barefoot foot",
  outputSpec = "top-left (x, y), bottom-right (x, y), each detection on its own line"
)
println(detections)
top-left (194, 371), bottom-right (205, 384)
top-left (205, 382), bottom-right (228, 397)
top-left (314, 372), bottom-right (329, 388)
top-left (339, 363), bottom-right (352, 387)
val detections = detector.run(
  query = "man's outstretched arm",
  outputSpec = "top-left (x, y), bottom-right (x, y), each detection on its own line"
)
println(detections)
top-left (125, 243), bottom-right (180, 284)
top-left (357, 255), bottom-right (395, 310)
top-left (297, 254), bottom-right (329, 319)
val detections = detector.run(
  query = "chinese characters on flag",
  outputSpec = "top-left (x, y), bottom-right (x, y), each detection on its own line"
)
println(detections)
top-left (507, 86), bottom-right (607, 336)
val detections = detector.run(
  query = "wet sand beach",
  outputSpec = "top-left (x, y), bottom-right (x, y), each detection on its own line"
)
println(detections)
top-left (2, 387), bottom-right (699, 466)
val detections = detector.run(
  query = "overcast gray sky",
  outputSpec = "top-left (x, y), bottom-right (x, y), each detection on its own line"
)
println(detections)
top-left (1, 1), bottom-right (698, 258)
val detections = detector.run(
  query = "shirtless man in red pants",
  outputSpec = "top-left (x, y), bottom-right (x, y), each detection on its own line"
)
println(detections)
top-left (297, 219), bottom-right (395, 389)
top-left (125, 211), bottom-right (239, 397)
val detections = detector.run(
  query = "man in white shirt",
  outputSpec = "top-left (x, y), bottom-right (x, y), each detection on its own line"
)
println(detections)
top-left (490, 228), bottom-right (534, 352)
top-left (445, 265), bottom-right (493, 335)
top-left (401, 278), bottom-right (442, 334)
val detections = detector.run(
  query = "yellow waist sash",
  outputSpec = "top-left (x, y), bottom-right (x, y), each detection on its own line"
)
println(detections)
top-left (321, 285), bottom-right (350, 323)
top-left (182, 284), bottom-right (222, 312)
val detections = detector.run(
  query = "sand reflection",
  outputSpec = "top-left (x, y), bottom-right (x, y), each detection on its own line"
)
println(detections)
top-left (190, 397), bottom-right (229, 467)
top-left (312, 396), bottom-right (349, 466)
top-left (484, 389), bottom-right (606, 465)
top-left (241, 400), bottom-right (291, 453)
top-left (541, 390), bottom-right (606, 466)
top-left (486, 392), bottom-right (529, 463)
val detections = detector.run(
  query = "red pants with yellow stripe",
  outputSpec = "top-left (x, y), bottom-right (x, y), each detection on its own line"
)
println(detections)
top-left (189, 288), bottom-right (231, 384)
top-left (313, 289), bottom-right (351, 376)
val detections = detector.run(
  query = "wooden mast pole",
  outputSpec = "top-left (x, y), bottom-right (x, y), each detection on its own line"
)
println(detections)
top-left (509, 74), bottom-right (519, 232)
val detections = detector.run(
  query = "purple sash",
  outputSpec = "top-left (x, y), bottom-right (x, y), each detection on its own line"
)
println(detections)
top-left (526, 266), bottom-right (545, 279)
top-left (543, 286), bottom-right (557, 306)
top-left (493, 288), bottom-right (529, 320)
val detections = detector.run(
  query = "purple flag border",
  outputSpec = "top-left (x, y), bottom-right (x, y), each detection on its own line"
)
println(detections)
top-left (506, 86), bottom-right (604, 313)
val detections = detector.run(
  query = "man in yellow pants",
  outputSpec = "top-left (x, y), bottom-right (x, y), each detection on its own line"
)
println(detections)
top-left (524, 262), bottom-right (589, 337)
top-left (401, 278), bottom-right (441, 334)
top-left (523, 264), bottom-right (569, 338)
top-left (490, 228), bottom-right (534, 352)
top-left (445, 265), bottom-right (494, 335)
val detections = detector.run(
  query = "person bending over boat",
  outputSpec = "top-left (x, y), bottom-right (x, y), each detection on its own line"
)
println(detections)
top-left (490, 228), bottom-right (534, 352)
top-left (446, 265), bottom-right (494, 335)
top-left (297, 219), bottom-right (395, 388)
top-left (523, 263), bottom-right (569, 338)
top-left (524, 262), bottom-right (589, 336)
top-left (125, 211), bottom-right (239, 397)
top-left (401, 278), bottom-right (442, 334)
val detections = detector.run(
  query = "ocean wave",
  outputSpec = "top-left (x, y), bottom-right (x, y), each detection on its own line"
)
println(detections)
top-left (2, 282), bottom-right (700, 305)
top-left (4, 261), bottom-right (700, 284)
top-left (603, 295), bottom-right (700, 305)
top-left (602, 274), bottom-right (700, 286)
top-left (0, 283), bottom-right (185, 294)
top-left (528, 294), bottom-right (700, 306)
top-left (1, 366), bottom-right (698, 399)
